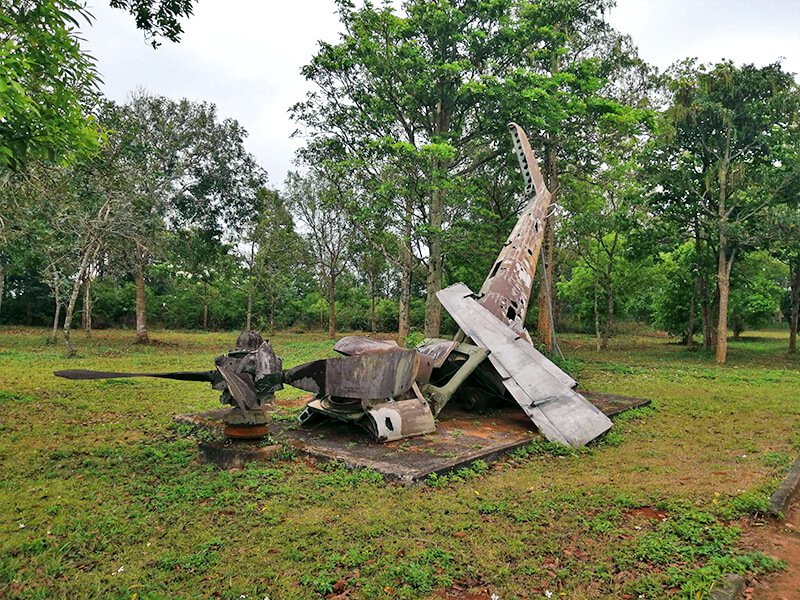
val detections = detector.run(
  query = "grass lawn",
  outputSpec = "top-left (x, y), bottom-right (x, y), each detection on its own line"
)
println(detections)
top-left (1, 327), bottom-right (798, 600)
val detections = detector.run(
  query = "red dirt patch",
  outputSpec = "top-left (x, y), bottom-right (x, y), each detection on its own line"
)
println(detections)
top-left (742, 495), bottom-right (800, 600)
top-left (625, 506), bottom-right (667, 521)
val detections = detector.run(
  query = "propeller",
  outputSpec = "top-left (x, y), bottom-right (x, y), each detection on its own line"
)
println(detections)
top-left (54, 369), bottom-right (217, 382)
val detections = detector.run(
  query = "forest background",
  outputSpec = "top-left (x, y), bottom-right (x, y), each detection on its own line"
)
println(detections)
top-left (1, 0), bottom-right (799, 365)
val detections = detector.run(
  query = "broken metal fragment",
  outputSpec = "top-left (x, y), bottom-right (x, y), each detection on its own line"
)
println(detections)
top-left (438, 282), bottom-right (612, 447)
top-left (284, 350), bottom-right (433, 399)
top-left (333, 336), bottom-right (401, 356)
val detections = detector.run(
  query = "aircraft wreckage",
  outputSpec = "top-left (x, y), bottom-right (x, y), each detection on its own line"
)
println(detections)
top-left (56, 122), bottom-right (613, 448)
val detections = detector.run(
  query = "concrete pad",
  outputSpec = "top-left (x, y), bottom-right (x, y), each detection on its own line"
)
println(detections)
top-left (768, 453), bottom-right (800, 516)
top-left (710, 574), bottom-right (745, 600)
top-left (197, 441), bottom-right (283, 469)
top-left (174, 392), bottom-right (649, 479)
top-left (268, 391), bottom-right (650, 483)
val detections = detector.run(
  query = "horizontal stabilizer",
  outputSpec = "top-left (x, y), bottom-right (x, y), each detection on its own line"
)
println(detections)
top-left (437, 283), bottom-right (612, 447)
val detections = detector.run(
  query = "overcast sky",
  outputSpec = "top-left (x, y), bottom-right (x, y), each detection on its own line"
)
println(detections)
top-left (81, 0), bottom-right (800, 187)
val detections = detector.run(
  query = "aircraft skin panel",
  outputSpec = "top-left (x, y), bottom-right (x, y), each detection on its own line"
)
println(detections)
top-left (476, 123), bottom-right (552, 334)
top-left (438, 283), bottom-right (612, 447)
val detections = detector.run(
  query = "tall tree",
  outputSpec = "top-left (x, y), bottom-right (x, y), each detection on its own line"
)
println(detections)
top-left (293, 0), bottom-right (649, 338)
top-left (661, 61), bottom-right (799, 363)
top-left (286, 171), bottom-right (353, 339)
top-left (101, 93), bottom-right (265, 341)
top-left (240, 187), bottom-right (304, 331)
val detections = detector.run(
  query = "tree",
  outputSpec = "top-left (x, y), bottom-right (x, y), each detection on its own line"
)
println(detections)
top-left (240, 187), bottom-right (304, 331)
top-left (0, 1), bottom-right (100, 174)
top-left (560, 127), bottom-right (650, 349)
top-left (661, 61), bottom-right (799, 363)
top-left (102, 93), bottom-right (265, 341)
top-left (507, 0), bottom-right (652, 349)
top-left (728, 251), bottom-right (786, 340)
top-left (108, 0), bottom-right (196, 47)
top-left (293, 0), bottom-right (650, 338)
top-left (0, 0), bottom-right (199, 176)
top-left (764, 202), bottom-right (800, 352)
top-left (286, 171), bottom-right (353, 339)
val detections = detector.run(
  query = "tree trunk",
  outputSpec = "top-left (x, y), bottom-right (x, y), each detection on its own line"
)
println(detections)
top-left (537, 48), bottom-right (560, 348)
top-left (790, 253), bottom-right (799, 354)
top-left (537, 203), bottom-right (556, 348)
top-left (732, 316), bottom-right (742, 341)
top-left (715, 166), bottom-right (730, 364)
top-left (269, 288), bottom-right (276, 332)
top-left (701, 275), bottom-right (712, 350)
top-left (601, 279), bottom-right (614, 350)
top-left (398, 199), bottom-right (413, 339)
top-left (203, 303), bottom-right (209, 330)
top-left (134, 244), bottom-right (149, 343)
top-left (0, 262), bottom-right (6, 323)
top-left (50, 278), bottom-right (61, 344)
top-left (64, 248), bottom-right (93, 357)
top-left (424, 186), bottom-right (444, 338)
top-left (246, 288), bottom-right (253, 330)
top-left (370, 279), bottom-right (377, 333)
top-left (327, 274), bottom-right (337, 339)
top-left (83, 276), bottom-right (92, 336)
top-left (594, 284), bottom-right (601, 352)
top-left (686, 220), bottom-right (702, 348)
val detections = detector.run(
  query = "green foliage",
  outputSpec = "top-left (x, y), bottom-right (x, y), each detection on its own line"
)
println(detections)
top-left (427, 460), bottom-right (489, 487)
top-left (651, 242), bottom-right (707, 337)
top-left (0, 1), bottom-right (101, 170)
top-left (726, 491), bottom-right (771, 518)
top-left (729, 251), bottom-right (788, 336)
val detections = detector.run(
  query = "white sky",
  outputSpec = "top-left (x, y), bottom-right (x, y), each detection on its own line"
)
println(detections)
top-left (81, 0), bottom-right (800, 187)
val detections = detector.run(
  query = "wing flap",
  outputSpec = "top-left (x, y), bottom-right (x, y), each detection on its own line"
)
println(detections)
top-left (437, 283), bottom-right (612, 447)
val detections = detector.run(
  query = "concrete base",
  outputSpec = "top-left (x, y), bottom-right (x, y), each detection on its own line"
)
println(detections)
top-left (768, 454), bottom-right (800, 516)
top-left (709, 574), bottom-right (745, 600)
top-left (269, 390), bottom-right (650, 483)
top-left (197, 441), bottom-right (283, 469)
top-left (174, 407), bottom-right (282, 469)
top-left (175, 392), bottom-right (649, 479)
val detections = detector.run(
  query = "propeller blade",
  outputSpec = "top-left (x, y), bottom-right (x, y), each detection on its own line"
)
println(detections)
top-left (217, 366), bottom-right (257, 412)
top-left (54, 369), bottom-right (216, 382)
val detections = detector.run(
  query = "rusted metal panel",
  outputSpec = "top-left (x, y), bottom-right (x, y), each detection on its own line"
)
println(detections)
top-left (333, 336), bottom-right (401, 356)
top-left (476, 122), bottom-right (552, 337)
top-left (415, 338), bottom-right (459, 368)
top-left (217, 366), bottom-right (257, 413)
top-left (284, 350), bottom-right (434, 399)
top-left (362, 395), bottom-right (436, 442)
top-left (437, 283), bottom-right (612, 447)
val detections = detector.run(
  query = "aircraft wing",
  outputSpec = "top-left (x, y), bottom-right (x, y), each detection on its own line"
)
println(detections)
top-left (437, 282), bottom-right (612, 447)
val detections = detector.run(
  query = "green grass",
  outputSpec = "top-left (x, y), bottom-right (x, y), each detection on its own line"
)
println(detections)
top-left (1, 327), bottom-right (797, 599)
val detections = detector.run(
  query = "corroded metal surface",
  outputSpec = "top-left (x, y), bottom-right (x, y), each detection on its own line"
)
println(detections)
top-left (416, 338), bottom-right (459, 368)
top-left (284, 350), bottom-right (433, 399)
top-left (476, 122), bottom-right (552, 336)
top-left (333, 336), bottom-right (401, 356)
top-left (268, 392), bottom-right (647, 481)
top-left (438, 282), bottom-right (612, 447)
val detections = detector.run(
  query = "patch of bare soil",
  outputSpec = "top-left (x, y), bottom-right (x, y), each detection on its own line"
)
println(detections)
top-left (742, 495), bottom-right (800, 600)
